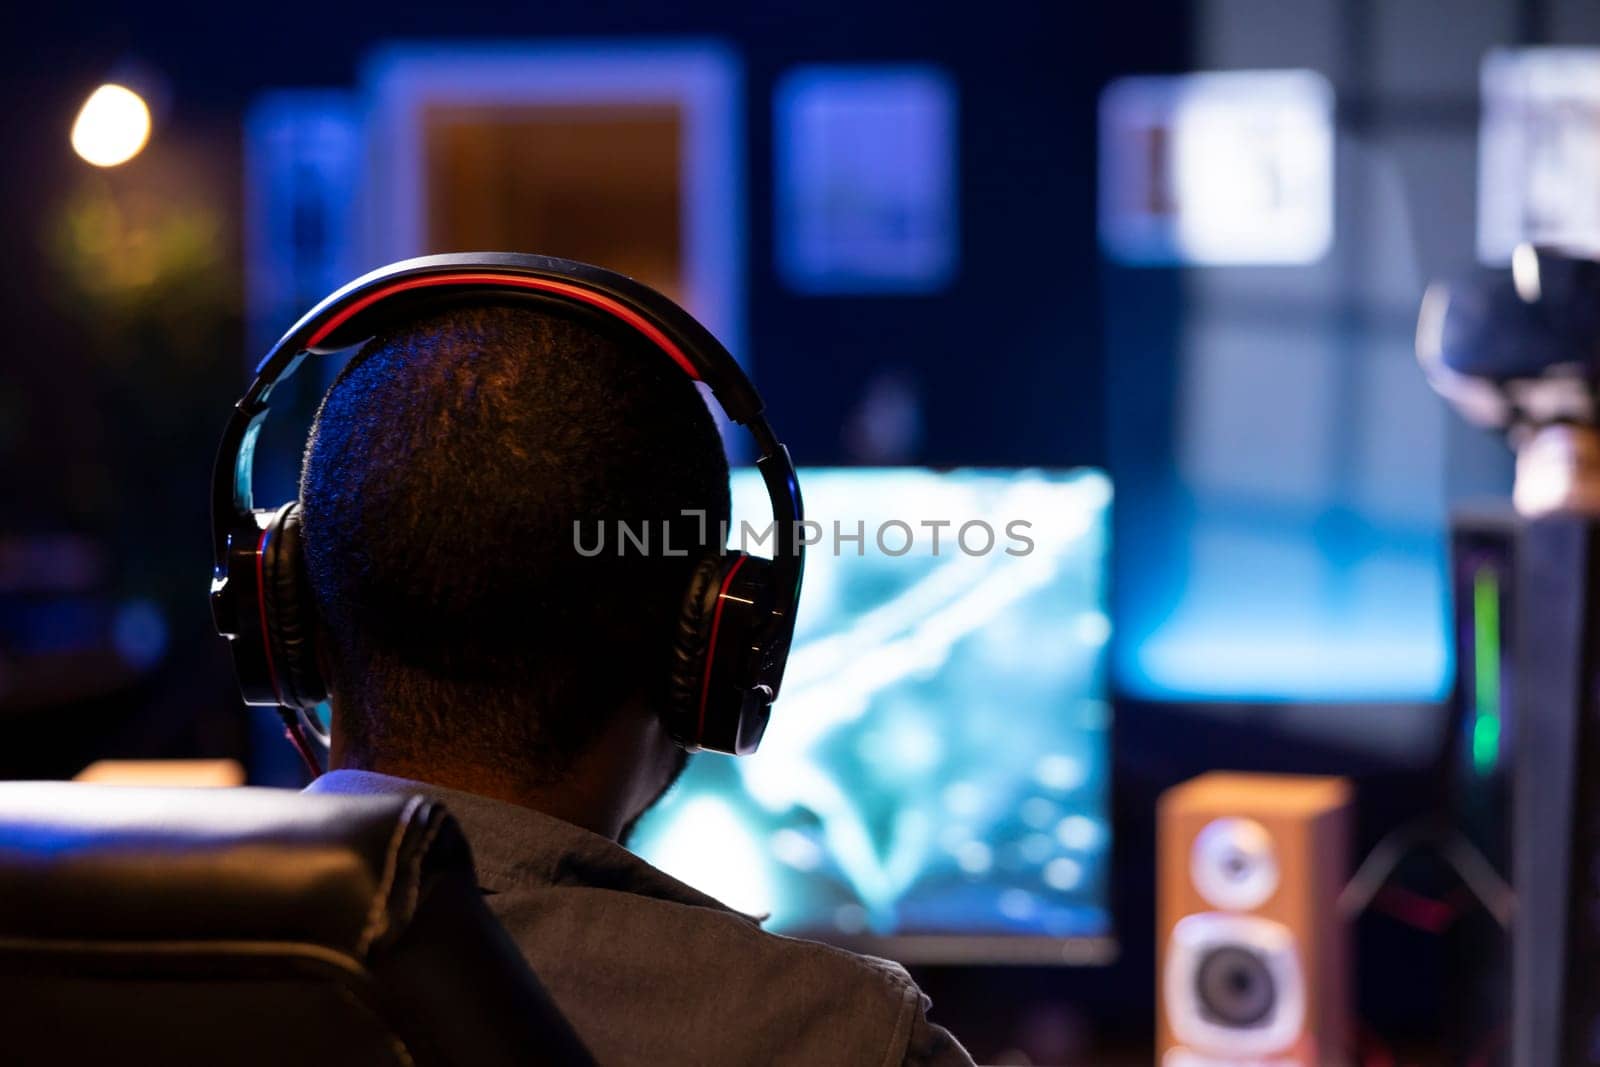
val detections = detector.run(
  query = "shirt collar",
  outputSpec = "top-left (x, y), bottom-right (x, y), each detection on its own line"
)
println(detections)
top-left (306, 768), bottom-right (757, 923)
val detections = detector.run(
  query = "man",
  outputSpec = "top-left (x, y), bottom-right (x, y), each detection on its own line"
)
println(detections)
top-left (297, 302), bottom-right (973, 1066)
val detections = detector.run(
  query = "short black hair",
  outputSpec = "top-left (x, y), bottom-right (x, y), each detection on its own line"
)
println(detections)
top-left (299, 302), bottom-right (729, 780)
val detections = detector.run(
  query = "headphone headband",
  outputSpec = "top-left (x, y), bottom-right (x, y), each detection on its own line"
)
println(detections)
top-left (210, 252), bottom-right (805, 763)
top-left (212, 252), bottom-right (801, 576)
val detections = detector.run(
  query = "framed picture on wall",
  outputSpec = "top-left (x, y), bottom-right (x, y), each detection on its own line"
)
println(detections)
top-left (775, 65), bottom-right (958, 295)
top-left (1098, 70), bottom-right (1334, 267)
top-left (363, 41), bottom-right (747, 365)
top-left (243, 91), bottom-right (364, 358)
top-left (1478, 47), bottom-right (1600, 265)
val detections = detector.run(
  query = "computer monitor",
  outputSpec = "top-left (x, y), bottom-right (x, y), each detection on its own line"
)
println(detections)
top-left (629, 467), bottom-right (1114, 963)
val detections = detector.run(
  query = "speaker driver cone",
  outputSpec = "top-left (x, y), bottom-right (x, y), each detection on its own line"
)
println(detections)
top-left (1194, 944), bottom-right (1277, 1028)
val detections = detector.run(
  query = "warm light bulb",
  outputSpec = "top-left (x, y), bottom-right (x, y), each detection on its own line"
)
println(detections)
top-left (71, 84), bottom-right (151, 167)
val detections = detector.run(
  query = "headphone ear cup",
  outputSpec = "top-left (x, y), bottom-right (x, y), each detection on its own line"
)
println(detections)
top-left (665, 555), bottom-right (729, 748)
top-left (665, 552), bottom-right (786, 755)
top-left (260, 503), bottom-right (328, 710)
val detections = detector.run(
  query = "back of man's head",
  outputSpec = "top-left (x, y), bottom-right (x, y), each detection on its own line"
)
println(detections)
top-left (299, 302), bottom-right (730, 783)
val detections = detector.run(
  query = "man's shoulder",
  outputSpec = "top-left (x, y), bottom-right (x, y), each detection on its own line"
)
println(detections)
top-left (497, 885), bottom-right (934, 1065)
top-left (756, 925), bottom-right (927, 1004)
top-left (306, 772), bottom-right (958, 1063)
top-left (523, 877), bottom-right (925, 1004)
top-left (735, 912), bottom-right (927, 1005)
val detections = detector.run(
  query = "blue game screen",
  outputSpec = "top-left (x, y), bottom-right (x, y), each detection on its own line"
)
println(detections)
top-left (629, 468), bottom-right (1113, 958)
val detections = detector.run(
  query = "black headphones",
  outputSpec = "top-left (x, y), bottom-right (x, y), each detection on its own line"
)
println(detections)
top-left (210, 253), bottom-right (804, 771)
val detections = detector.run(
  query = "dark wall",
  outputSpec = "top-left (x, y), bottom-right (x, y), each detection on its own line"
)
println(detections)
top-left (0, 0), bottom-right (1194, 479)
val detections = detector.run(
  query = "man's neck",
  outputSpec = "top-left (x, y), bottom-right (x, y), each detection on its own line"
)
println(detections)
top-left (328, 697), bottom-right (679, 842)
top-left (334, 755), bottom-right (629, 839)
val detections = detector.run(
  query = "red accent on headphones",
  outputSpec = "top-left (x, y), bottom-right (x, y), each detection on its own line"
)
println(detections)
top-left (697, 553), bottom-right (749, 741)
top-left (253, 524), bottom-right (285, 707)
top-left (306, 272), bottom-right (704, 381)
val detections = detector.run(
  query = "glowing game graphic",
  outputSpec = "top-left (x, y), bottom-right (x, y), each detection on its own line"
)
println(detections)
top-left (630, 469), bottom-right (1113, 957)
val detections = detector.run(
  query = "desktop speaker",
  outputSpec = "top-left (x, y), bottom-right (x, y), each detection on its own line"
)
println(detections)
top-left (1158, 772), bottom-right (1353, 1067)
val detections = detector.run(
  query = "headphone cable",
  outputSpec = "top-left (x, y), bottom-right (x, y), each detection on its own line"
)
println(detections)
top-left (278, 707), bottom-right (324, 781)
